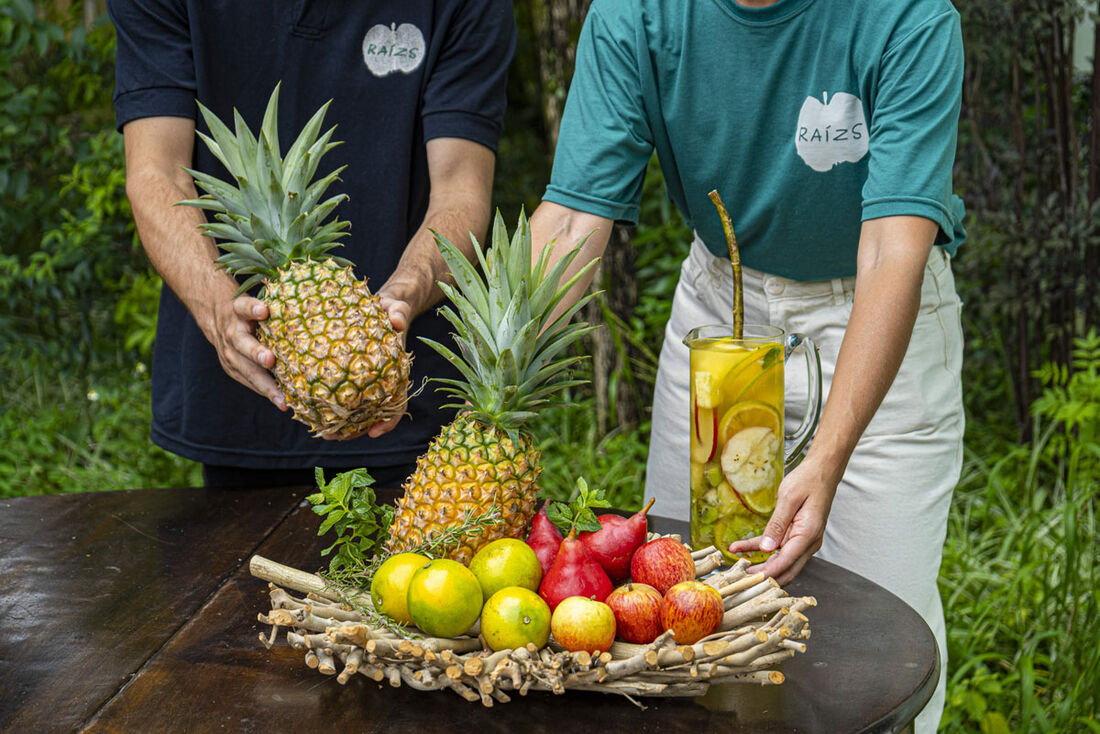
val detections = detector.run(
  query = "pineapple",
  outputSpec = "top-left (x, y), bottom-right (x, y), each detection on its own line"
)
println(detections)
top-left (388, 211), bottom-right (598, 563)
top-left (179, 85), bottom-right (411, 439)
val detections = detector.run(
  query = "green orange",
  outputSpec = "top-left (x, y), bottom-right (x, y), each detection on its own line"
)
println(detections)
top-left (467, 538), bottom-right (542, 599)
top-left (370, 552), bottom-right (429, 624)
top-left (406, 558), bottom-right (483, 637)
top-left (480, 586), bottom-right (551, 651)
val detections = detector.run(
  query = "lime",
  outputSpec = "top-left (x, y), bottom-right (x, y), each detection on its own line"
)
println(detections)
top-left (718, 400), bottom-right (783, 444)
top-left (370, 552), bottom-right (430, 625)
top-left (480, 587), bottom-right (551, 651)
top-left (468, 538), bottom-right (542, 600)
top-left (406, 559), bottom-right (484, 638)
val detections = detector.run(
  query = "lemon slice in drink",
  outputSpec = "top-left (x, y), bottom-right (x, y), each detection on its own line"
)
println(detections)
top-left (740, 485), bottom-right (777, 515)
top-left (718, 400), bottom-right (782, 444)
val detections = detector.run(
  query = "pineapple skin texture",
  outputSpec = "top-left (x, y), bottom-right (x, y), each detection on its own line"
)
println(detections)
top-left (389, 415), bottom-right (540, 564)
top-left (260, 259), bottom-right (411, 440)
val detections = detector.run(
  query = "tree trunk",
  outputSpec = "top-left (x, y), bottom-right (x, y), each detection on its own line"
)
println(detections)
top-left (1087, 17), bottom-right (1100, 331)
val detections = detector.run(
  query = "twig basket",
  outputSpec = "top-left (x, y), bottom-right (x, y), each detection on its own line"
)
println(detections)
top-left (250, 535), bottom-right (815, 707)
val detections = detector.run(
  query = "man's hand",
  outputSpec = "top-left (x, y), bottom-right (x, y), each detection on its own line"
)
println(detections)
top-left (123, 116), bottom-right (288, 411)
top-left (333, 137), bottom-right (496, 441)
top-left (207, 294), bottom-right (287, 412)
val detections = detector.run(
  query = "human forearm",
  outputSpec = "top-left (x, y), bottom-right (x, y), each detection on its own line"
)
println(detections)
top-left (127, 165), bottom-right (240, 337)
top-left (123, 116), bottom-right (284, 408)
top-left (380, 199), bottom-right (490, 319)
top-left (728, 216), bottom-right (937, 581)
top-left (803, 216), bottom-right (937, 483)
top-left (378, 137), bottom-right (496, 322)
top-left (529, 201), bottom-right (612, 321)
top-left (123, 117), bottom-right (239, 341)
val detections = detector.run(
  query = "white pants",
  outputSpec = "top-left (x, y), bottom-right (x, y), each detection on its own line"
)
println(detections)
top-left (646, 236), bottom-right (964, 734)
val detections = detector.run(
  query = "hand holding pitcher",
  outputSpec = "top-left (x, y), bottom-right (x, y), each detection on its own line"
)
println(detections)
top-left (685, 324), bottom-right (821, 565)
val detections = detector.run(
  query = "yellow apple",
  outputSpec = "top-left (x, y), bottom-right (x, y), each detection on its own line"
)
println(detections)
top-left (550, 596), bottom-right (616, 653)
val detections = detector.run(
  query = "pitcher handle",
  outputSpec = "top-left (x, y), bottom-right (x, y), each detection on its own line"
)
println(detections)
top-left (784, 332), bottom-right (822, 472)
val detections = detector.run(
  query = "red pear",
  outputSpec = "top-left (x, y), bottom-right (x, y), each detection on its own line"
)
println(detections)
top-left (538, 530), bottom-right (613, 612)
top-left (579, 497), bottom-right (656, 582)
top-left (526, 505), bottom-right (564, 576)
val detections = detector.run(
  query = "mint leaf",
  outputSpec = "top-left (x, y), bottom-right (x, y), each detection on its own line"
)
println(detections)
top-left (546, 501), bottom-right (573, 534)
top-left (574, 508), bottom-right (602, 533)
top-left (546, 477), bottom-right (608, 536)
top-left (305, 468), bottom-right (392, 574)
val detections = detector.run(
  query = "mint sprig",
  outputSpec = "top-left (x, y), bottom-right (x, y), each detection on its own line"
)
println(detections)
top-left (306, 468), bottom-right (394, 575)
top-left (546, 477), bottom-right (610, 536)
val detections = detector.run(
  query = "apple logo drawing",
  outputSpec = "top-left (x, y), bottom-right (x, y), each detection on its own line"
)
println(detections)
top-left (794, 91), bottom-right (869, 172)
top-left (362, 22), bottom-right (426, 77)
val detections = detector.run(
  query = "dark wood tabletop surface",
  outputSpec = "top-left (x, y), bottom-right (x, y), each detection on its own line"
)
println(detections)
top-left (0, 486), bottom-right (937, 734)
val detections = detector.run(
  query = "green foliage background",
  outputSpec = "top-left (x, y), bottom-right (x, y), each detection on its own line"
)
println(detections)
top-left (0, 2), bottom-right (1097, 731)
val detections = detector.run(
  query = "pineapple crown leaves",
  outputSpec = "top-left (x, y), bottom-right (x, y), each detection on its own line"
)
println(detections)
top-left (176, 83), bottom-right (353, 291)
top-left (419, 209), bottom-right (602, 430)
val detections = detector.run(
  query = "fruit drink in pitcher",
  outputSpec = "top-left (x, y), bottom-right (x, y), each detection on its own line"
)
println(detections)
top-left (685, 324), bottom-right (821, 563)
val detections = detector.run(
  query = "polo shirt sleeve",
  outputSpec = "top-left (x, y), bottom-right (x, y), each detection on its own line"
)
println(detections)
top-left (543, 1), bottom-right (654, 224)
top-left (107, 0), bottom-right (195, 131)
top-left (861, 8), bottom-right (966, 244)
top-left (420, 0), bottom-right (516, 152)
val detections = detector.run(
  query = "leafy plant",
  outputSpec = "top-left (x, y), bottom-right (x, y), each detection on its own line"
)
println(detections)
top-left (940, 331), bottom-right (1100, 733)
top-left (306, 468), bottom-right (394, 575)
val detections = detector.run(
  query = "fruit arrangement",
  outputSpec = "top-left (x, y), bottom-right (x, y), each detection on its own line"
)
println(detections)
top-left (217, 143), bottom-right (816, 702)
top-left (251, 475), bottom-right (814, 706)
top-left (251, 523), bottom-right (815, 706)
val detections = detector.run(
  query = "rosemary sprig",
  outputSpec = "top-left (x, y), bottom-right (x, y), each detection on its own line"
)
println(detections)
top-left (412, 506), bottom-right (504, 558)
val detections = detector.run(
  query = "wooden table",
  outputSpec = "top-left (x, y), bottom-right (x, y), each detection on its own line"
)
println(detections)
top-left (0, 487), bottom-right (937, 733)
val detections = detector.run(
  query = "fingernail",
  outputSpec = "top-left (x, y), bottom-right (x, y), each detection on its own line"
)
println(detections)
top-left (253, 304), bottom-right (265, 318)
top-left (760, 536), bottom-right (777, 552)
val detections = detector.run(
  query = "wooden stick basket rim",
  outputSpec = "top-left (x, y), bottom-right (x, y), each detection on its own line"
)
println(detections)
top-left (249, 534), bottom-right (816, 708)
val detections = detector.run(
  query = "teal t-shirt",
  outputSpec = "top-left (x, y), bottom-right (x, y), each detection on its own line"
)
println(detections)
top-left (544, 0), bottom-right (966, 281)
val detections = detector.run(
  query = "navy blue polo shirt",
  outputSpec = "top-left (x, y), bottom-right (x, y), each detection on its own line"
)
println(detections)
top-left (108, 0), bottom-right (516, 469)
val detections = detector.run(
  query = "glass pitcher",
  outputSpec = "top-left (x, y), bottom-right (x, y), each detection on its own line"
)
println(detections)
top-left (684, 324), bottom-right (822, 562)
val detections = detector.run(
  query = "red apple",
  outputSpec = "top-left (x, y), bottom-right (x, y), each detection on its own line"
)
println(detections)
top-left (660, 580), bottom-right (724, 645)
top-left (630, 537), bottom-right (696, 594)
top-left (550, 596), bottom-right (616, 653)
top-left (606, 583), bottom-right (664, 644)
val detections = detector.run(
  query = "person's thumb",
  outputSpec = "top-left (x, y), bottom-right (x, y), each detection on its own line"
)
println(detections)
top-left (386, 300), bottom-right (411, 332)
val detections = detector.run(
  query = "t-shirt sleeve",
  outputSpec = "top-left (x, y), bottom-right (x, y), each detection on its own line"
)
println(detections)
top-left (861, 9), bottom-right (966, 243)
top-left (543, 1), bottom-right (654, 224)
top-left (107, 0), bottom-right (195, 131)
top-left (420, 0), bottom-right (516, 152)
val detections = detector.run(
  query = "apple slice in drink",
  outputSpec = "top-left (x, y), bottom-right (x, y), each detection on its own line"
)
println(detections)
top-left (692, 401), bottom-right (718, 463)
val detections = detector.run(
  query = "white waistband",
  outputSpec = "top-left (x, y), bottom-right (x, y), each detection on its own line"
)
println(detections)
top-left (689, 232), bottom-right (856, 303)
